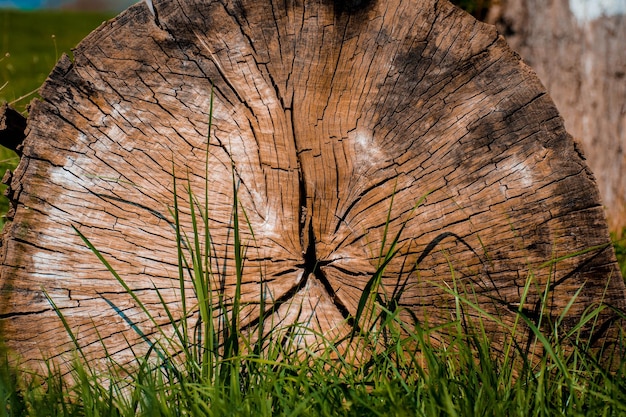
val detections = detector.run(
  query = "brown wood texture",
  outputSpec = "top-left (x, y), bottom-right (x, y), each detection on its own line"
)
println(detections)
top-left (1, 0), bottom-right (624, 370)
top-left (490, 0), bottom-right (626, 231)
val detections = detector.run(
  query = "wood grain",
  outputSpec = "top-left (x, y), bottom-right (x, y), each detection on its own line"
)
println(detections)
top-left (492, 0), bottom-right (626, 231)
top-left (0, 0), bottom-right (624, 371)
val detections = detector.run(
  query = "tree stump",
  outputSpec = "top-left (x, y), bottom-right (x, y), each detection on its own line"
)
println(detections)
top-left (1, 0), bottom-right (624, 370)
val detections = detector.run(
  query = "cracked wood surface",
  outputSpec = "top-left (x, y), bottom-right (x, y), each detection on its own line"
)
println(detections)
top-left (491, 0), bottom-right (626, 231)
top-left (0, 0), bottom-right (624, 370)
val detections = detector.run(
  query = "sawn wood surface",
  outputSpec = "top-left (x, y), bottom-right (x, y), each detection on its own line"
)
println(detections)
top-left (1, 0), bottom-right (624, 370)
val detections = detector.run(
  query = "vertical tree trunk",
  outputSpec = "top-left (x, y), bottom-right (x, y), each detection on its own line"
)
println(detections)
top-left (0, 0), bottom-right (624, 372)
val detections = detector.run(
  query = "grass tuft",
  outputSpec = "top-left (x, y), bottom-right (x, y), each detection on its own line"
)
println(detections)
top-left (2, 94), bottom-right (626, 416)
top-left (3, 182), bottom-right (625, 417)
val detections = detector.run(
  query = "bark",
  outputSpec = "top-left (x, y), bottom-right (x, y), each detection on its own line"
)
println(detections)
top-left (0, 0), bottom-right (624, 371)
top-left (489, 0), bottom-right (626, 231)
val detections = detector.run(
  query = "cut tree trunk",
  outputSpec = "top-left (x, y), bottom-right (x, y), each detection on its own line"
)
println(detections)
top-left (1, 0), bottom-right (624, 371)
top-left (489, 0), bottom-right (626, 231)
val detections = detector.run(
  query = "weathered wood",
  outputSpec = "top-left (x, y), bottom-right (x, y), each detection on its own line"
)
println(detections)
top-left (1, 0), bottom-right (624, 371)
top-left (489, 0), bottom-right (626, 231)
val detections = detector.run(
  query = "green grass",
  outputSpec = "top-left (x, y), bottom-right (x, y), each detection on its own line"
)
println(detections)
top-left (1, 9), bottom-right (626, 416)
top-left (2, 216), bottom-right (626, 416)
top-left (2, 152), bottom-right (626, 416)
top-left (612, 228), bottom-right (626, 279)
top-left (0, 10), bottom-right (114, 228)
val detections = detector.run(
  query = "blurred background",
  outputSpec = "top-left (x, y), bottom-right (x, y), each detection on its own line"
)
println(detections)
top-left (0, 0), bottom-right (135, 11)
